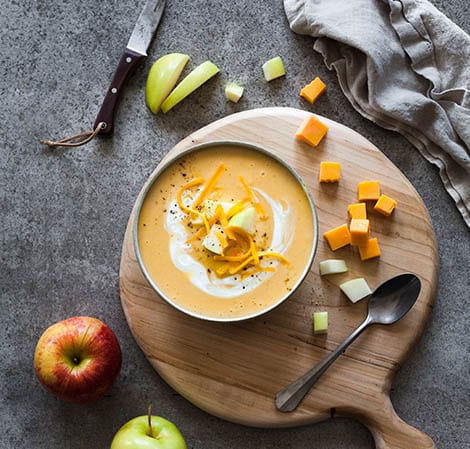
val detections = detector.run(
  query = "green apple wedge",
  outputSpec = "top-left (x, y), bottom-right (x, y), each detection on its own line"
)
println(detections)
top-left (110, 415), bottom-right (187, 449)
top-left (161, 61), bottom-right (220, 113)
top-left (146, 53), bottom-right (190, 114)
top-left (228, 206), bottom-right (256, 235)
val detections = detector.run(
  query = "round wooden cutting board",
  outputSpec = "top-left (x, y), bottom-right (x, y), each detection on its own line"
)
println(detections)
top-left (120, 107), bottom-right (438, 448)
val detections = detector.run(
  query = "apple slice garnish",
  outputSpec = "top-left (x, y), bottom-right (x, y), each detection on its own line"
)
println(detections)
top-left (161, 60), bottom-right (220, 113)
top-left (145, 53), bottom-right (190, 114)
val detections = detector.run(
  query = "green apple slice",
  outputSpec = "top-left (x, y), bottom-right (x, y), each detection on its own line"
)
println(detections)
top-left (339, 278), bottom-right (372, 303)
top-left (161, 60), bottom-right (220, 113)
top-left (319, 259), bottom-right (348, 276)
top-left (145, 53), bottom-right (190, 114)
top-left (202, 224), bottom-right (226, 255)
top-left (228, 206), bottom-right (256, 235)
top-left (225, 82), bottom-right (244, 103)
top-left (262, 56), bottom-right (286, 81)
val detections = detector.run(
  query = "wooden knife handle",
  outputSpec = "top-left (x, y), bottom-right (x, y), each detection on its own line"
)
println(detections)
top-left (94, 48), bottom-right (145, 135)
top-left (362, 395), bottom-right (436, 449)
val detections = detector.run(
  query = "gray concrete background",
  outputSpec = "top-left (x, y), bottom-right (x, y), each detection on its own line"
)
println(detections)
top-left (1, 0), bottom-right (469, 448)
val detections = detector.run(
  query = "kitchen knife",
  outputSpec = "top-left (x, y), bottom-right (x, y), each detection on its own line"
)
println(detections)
top-left (94, 0), bottom-right (166, 135)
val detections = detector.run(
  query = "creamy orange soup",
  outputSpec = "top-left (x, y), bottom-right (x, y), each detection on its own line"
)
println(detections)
top-left (137, 143), bottom-right (316, 320)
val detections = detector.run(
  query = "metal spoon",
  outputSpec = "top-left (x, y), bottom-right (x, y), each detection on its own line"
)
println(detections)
top-left (275, 273), bottom-right (421, 412)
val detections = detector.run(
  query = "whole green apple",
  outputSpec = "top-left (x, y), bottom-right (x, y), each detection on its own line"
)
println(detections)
top-left (34, 316), bottom-right (122, 403)
top-left (110, 415), bottom-right (187, 449)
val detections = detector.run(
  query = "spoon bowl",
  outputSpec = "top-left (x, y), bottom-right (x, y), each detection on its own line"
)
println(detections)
top-left (275, 273), bottom-right (421, 412)
top-left (368, 273), bottom-right (421, 325)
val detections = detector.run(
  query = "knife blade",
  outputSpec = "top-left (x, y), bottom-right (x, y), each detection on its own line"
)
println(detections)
top-left (127, 0), bottom-right (166, 56)
top-left (94, 0), bottom-right (166, 135)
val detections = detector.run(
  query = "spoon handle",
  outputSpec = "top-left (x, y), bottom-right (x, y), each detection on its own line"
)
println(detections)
top-left (275, 317), bottom-right (372, 412)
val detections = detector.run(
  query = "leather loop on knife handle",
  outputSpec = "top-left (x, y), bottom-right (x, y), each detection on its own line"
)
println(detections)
top-left (93, 48), bottom-right (146, 135)
top-left (40, 121), bottom-right (106, 148)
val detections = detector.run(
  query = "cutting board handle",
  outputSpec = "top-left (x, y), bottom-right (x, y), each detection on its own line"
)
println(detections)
top-left (361, 394), bottom-right (435, 449)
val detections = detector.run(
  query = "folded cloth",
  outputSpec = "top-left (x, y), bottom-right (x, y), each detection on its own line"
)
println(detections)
top-left (284, 0), bottom-right (470, 227)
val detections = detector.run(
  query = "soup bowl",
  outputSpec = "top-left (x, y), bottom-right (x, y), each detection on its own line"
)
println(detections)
top-left (134, 140), bottom-right (318, 322)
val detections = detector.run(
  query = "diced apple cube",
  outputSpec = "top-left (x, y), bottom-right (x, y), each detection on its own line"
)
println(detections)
top-left (313, 311), bottom-right (328, 334)
top-left (225, 82), bottom-right (244, 103)
top-left (202, 224), bottom-right (226, 255)
top-left (262, 56), bottom-right (286, 81)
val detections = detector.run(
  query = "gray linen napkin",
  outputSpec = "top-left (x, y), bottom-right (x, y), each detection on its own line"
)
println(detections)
top-left (284, 0), bottom-right (470, 228)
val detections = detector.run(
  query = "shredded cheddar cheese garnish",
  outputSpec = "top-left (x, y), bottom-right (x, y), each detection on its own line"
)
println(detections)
top-left (209, 203), bottom-right (225, 227)
top-left (241, 266), bottom-right (276, 280)
top-left (174, 163), bottom-right (290, 279)
top-left (192, 163), bottom-right (227, 208)
top-left (214, 253), bottom-right (250, 262)
top-left (215, 229), bottom-right (228, 251)
top-left (239, 175), bottom-right (267, 219)
top-left (258, 251), bottom-right (290, 266)
top-left (185, 226), bottom-right (206, 244)
top-left (226, 199), bottom-right (249, 219)
top-left (177, 177), bottom-right (204, 215)
top-left (229, 255), bottom-right (255, 274)
top-left (215, 263), bottom-right (230, 276)
top-left (210, 204), bottom-right (234, 239)
top-left (177, 177), bottom-right (211, 233)
top-left (249, 237), bottom-right (259, 266)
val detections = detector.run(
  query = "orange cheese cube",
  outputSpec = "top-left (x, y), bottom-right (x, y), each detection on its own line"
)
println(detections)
top-left (300, 77), bottom-right (326, 104)
top-left (319, 161), bottom-right (341, 183)
top-left (323, 224), bottom-right (351, 251)
top-left (358, 237), bottom-right (381, 261)
top-left (374, 194), bottom-right (397, 216)
top-left (295, 115), bottom-right (329, 147)
top-left (348, 202), bottom-right (367, 219)
top-left (349, 218), bottom-right (370, 246)
top-left (357, 180), bottom-right (380, 201)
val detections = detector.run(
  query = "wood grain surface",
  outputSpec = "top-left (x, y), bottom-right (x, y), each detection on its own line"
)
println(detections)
top-left (119, 107), bottom-right (438, 449)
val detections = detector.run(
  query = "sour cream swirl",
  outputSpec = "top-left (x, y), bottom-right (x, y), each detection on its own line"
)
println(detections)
top-left (165, 188), bottom-right (294, 298)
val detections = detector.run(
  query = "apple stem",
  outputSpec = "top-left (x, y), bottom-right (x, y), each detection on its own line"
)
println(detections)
top-left (147, 403), bottom-right (153, 437)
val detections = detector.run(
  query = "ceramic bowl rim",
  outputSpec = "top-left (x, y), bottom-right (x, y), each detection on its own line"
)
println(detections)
top-left (133, 140), bottom-right (319, 322)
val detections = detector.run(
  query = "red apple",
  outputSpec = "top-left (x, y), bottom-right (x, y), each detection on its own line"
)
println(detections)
top-left (34, 316), bottom-right (122, 403)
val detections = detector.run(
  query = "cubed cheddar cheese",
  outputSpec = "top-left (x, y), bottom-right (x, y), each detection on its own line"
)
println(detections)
top-left (349, 218), bottom-right (370, 246)
top-left (300, 77), bottom-right (326, 104)
top-left (295, 115), bottom-right (329, 147)
top-left (358, 237), bottom-right (381, 261)
top-left (319, 161), bottom-right (341, 183)
top-left (348, 202), bottom-right (367, 219)
top-left (357, 180), bottom-right (381, 201)
top-left (323, 224), bottom-right (351, 251)
top-left (374, 194), bottom-right (397, 216)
